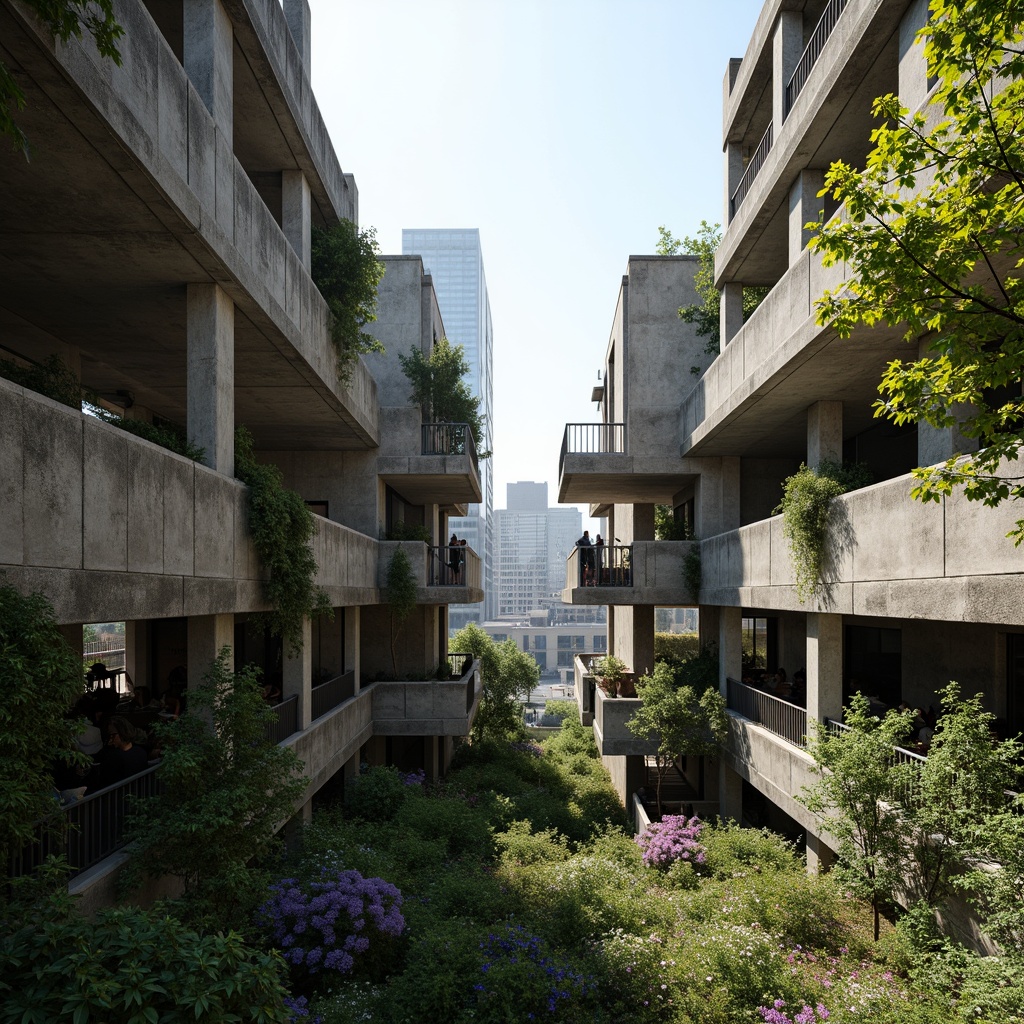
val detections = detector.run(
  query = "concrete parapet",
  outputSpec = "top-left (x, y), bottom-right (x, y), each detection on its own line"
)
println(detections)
top-left (593, 686), bottom-right (658, 757)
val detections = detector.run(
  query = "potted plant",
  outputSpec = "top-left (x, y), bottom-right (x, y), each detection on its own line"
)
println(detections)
top-left (592, 654), bottom-right (627, 699)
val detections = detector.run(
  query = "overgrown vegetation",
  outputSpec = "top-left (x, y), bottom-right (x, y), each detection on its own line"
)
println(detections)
top-left (384, 547), bottom-right (417, 679)
top-left (123, 649), bottom-right (306, 931)
top-left (0, 583), bottom-right (86, 866)
top-left (683, 543), bottom-right (702, 602)
top-left (1, 0), bottom-right (123, 156)
top-left (311, 220), bottom-right (386, 383)
top-left (775, 460), bottom-right (871, 602)
top-left (399, 337), bottom-right (489, 456)
top-left (89, 405), bottom-right (206, 461)
top-left (810, 1), bottom-right (1024, 544)
top-left (451, 622), bottom-right (538, 742)
top-left (656, 222), bottom-right (769, 367)
top-left (236, 426), bottom-right (330, 654)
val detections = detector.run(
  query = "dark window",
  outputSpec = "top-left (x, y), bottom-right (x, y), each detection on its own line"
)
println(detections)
top-left (844, 625), bottom-right (902, 708)
top-left (557, 651), bottom-right (573, 667)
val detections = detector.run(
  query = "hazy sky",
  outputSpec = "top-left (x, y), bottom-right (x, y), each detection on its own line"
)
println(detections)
top-left (308, 0), bottom-right (764, 520)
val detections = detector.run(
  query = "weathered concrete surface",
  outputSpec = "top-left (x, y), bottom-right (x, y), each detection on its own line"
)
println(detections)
top-left (593, 686), bottom-right (658, 757)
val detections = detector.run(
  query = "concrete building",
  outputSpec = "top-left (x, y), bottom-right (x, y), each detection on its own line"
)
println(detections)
top-left (481, 618), bottom-right (607, 685)
top-left (559, 0), bottom-right (1024, 862)
top-left (402, 228), bottom-right (495, 625)
top-left (1, 0), bottom-right (482, 902)
top-left (494, 482), bottom-right (582, 619)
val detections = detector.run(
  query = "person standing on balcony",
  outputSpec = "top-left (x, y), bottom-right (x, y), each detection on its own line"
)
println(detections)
top-left (595, 534), bottom-right (605, 585)
top-left (577, 531), bottom-right (595, 586)
top-left (449, 533), bottom-right (463, 584)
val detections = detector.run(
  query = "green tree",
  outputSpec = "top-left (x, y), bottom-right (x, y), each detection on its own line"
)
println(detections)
top-left (399, 337), bottom-right (489, 456)
top-left (310, 220), bottom-right (385, 383)
top-left (656, 221), bottom-right (769, 358)
top-left (811, 1), bottom-right (1024, 542)
top-left (123, 649), bottom-right (306, 929)
top-left (384, 546), bottom-right (418, 679)
top-left (451, 623), bottom-right (538, 742)
top-left (801, 694), bottom-right (915, 941)
top-left (627, 659), bottom-right (727, 818)
top-left (2, 1), bottom-right (123, 156)
top-left (0, 583), bottom-right (86, 867)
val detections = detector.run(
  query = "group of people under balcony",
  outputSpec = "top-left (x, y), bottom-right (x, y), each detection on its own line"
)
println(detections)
top-left (448, 533), bottom-right (468, 585)
top-left (53, 668), bottom-right (186, 805)
top-left (576, 530), bottom-right (605, 586)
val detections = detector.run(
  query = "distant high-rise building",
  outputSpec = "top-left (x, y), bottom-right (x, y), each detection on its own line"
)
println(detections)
top-left (495, 483), bottom-right (582, 619)
top-left (402, 229), bottom-right (494, 624)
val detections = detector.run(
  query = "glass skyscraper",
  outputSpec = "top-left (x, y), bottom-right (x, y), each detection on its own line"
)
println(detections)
top-left (402, 228), bottom-right (494, 623)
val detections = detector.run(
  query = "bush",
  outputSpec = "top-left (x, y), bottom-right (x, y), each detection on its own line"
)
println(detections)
top-left (258, 869), bottom-right (405, 986)
top-left (343, 765), bottom-right (414, 823)
top-left (636, 815), bottom-right (707, 870)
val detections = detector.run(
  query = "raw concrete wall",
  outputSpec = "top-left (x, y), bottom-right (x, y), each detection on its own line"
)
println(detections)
top-left (593, 686), bottom-right (657, 757)
top-left (700, 468), bottom-right (1024, 624)
top-left (1, 378), bottom-right (379, 623)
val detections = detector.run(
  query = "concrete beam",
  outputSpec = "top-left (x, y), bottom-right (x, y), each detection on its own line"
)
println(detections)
top-left (806, 612), bottom-right (843, 726)
top-left (773, 10), bottom-right (803, 132)
top-left (283, 0), bottom-right (312, 74)
top-left (282, 169), bottom-right (311, 271)
top-left (183, 0), bottom-right (233, 139)
top-left (788, 169), bottom-right (825, 264)
top-left (284, 617), bottom-right (312, 731)
top-left (187, 283), bottom-right (235, 477)
top-left (720, 281), bottom-right (744, 349)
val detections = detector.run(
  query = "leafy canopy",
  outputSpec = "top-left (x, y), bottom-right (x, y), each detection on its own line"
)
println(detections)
top-left (399, 337), bottom-right (488, 456)
top-left (451, 623), bottom-right (538, 742)
top-left (1, 1), bottom-right (123, 156)
top-left (0, 584), bottom-right (86, 866)
top-left (124, 649), bottom-right (306, 929)
top-left (310, 220), bottom-right (385, 383)
top-left (811, 0), bottom-right (1024, 542)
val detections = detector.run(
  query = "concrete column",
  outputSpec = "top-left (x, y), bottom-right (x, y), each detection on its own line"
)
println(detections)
top-left (699, 605), bottom-right (720, 654)
top-left (898, 0), bottom-right (930, 110)
top-left (424, 735), bottom-right (439, 782)
top-left (773, 10), bottom-right (804, 129)
top-left (315, 609), bottom-right (344, 680)
top-left (187, 614), bottom-right (234, 687)
top-left (719, 760), bottom-right (744, 824)
top-left (632, 605), bottom-right (655, 678)
top-left (807, 400), bottom-right (842, 469)
top-left (719, 605), bottom-right (742, 695)
top-left (187, 283), bottom-right (235, 476)
top-left (283, 797), bottom-right (313, 855)
top-left (343, 750), bottom-right (361, 781)
top-left (788, 169), bottom-right (825, 263)
top-left (806, 831), bottom-right (837, 874)
top-left (125, 620), bottom-right (151, 688)
top-left (633, 503), bottom-right (655, 541)
top-left (283, 0), bottom-right (312, 73)
top-left (697, 457), bottom-right (741, 538)
top-left (283, 616), bottom-right (312, 731)
top-left (346, 606), bottom-right (361, 691)
top-left (183, 0), bottom-right (233, 137)
top-left (725, 140), bottom-right (744, 222)
top-left (806, 612), bottom-right (843, 726)
top-left (720, 281), bottom-right (744, 349)
top-left (282, 170), bottom-right (311, 270)
top-left (916, 340), bottom-right (976, 466)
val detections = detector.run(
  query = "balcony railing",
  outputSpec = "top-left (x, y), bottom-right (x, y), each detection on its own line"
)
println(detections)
top-left (559, 422), bottom-right (625, 477)
top-left (421, 422), bottom-right (479, 472)
top-left (729, 122), bottom-right (773, 221)
top-left (784, 0), bottom-right (849, 118)
top-left (9, 764), bottom-right (161, 880)
top-left (311, 670), bottom-right (356, 721)
top-left (427, 544), bottom-right (482, 589)
top-left (445, 652), bottom-right (477, 712)
top-left (566, 544), bottom-right (633, 589)
top-left (266, 694), bottom-right (299, 744)
top-left (826, 717), bottom-right (926, 805)
top-left (727, 677), bottom-right (807, 747)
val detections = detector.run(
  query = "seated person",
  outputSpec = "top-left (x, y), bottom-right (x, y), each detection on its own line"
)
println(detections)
top-left (89, 717), bottom-right (150, 791)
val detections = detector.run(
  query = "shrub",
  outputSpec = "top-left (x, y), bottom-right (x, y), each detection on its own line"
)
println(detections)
top-left (0, 352), bottom-right (81, 407)
top-left (700, 822), bottom-right (802, 880)
top-left (636, 815), bottom-right (707, 870)
top-left (258, 869), bottom-right (405, 986)
top-left (544, 699), bottom-right (576, 721)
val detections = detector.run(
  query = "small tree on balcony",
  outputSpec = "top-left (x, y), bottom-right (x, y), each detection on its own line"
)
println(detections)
top-left (399, 337), bottom-right (489, 456)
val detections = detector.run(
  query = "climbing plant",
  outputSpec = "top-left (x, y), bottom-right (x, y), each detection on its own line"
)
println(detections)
top-left (775, 460), bottom-right (871, 602)
top-left (310, 220), bottom-right (385, 383)
top-left (384, 547), bottom-right (417, 679)
top-left (235, 427), bottom-right (330, 654)
top-left (683, 543), bottom-right (702, 603)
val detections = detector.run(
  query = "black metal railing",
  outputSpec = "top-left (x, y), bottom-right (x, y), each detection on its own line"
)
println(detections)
top-left (10, 764), bottom-right (161, 880)
top-left (567, 544), bottom-right (633, 588)
top-left (784, 0), bottom-right (848, 117)
top-left (730, 122), bottom-right (773, 221)
top-left (727, 677), bottom-right (807, 747)
top-left (826, 717), bottom-right (926, 804)
top-left (559, 422), bottom-right (625, 476)
top-left (311, 671), bottom-right (356, 721)
top-left (427, 545), bottom-right (481, 589)
top-left (421, 422), bottom-right (478, 471)
top-left (266, 694), bottom-right (299, 744)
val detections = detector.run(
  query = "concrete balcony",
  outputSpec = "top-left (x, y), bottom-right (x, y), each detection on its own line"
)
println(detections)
top-left (699, 467), bottom-right (1024, 624)
top-left (593, 684), bottom-right (657, 757)
top-left (370, 655), bottom-right (482, 736)
top-left (0, 378), bottom-right (380, 624)
top-left (562, 541), bottom-right (699, 606)
top-left (377, 408), bottom-right (481, 510)
top-left (376, 541), bottom-right (484, 606)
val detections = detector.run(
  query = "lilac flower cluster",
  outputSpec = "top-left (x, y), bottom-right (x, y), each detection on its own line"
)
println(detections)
top-left (283, 995), bottom-right (323, 1023)
top-left (758, 999), bottom-right (830, 1024)
top-left (473, 924), bottom-right (591, 1019)
top-left (509, 740), bottom-right (544, 758)
top-left (258, 869), bottom-right (405, 977)
top-left (635, 814), bottom-right (707, 869)
top-left (400, 768), bottom-right (426, 786)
